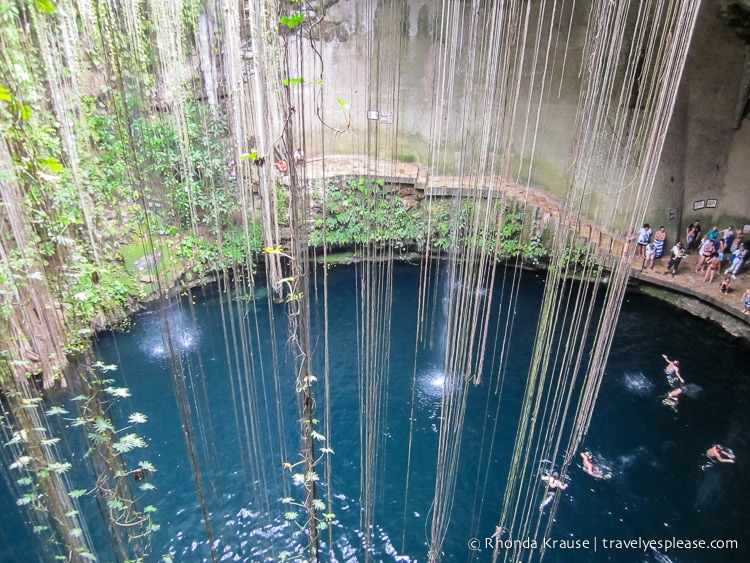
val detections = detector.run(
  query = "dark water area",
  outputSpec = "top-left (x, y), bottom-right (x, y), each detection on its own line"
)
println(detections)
top-left (1, 264), bottom-right (748, 562)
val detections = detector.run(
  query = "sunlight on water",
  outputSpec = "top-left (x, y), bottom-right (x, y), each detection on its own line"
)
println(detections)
top-left (621, 372), bottom-right (655, 396)
top-left (139, 309), bottom-right (199, 359)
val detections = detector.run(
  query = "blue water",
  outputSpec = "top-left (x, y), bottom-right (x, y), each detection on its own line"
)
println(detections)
top-left (1, 264), bottom-right (748, 562)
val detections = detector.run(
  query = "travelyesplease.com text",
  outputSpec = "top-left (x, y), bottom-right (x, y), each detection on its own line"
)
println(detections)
top-left (467, 536), bottom-right (738, 553)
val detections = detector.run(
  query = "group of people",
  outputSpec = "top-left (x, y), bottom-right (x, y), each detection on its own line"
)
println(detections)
top-left (539, 351), bottom-right (738, 510)
top-left (634, 222), bottom-right (750, 312)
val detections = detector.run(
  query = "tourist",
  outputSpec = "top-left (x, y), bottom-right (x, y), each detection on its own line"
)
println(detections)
top-left (636, 223), bottom-right (652, 257)
top-left (664, 242), bottom-right (685, 277)
top-left (703, 253), bottom-right (721, 283)
top-left (580, 452), bottom-right (604, 479)
top-left (725, 242), bottom-right (747, 279)
top-left (730, 236), bottom-right (743, 255)
top-left (694, 236), bottom-right (713, 273)
top-left (706, 225), bottom-right (720, 243)
top-left (293, 148), bottom-right (305, 165)
top-left (275, 160), bottom-right (289, 174)
top-left (653, 226), bottom-right (667, 258)
top-left (706, 444), bottom-right (735, 464)
top-left (719, 277), bottom-right (732, 294)
top-left (685, 221), bottom-right (701, 251)
top-left (540, 471), bottom-right (568, 510)
top-left (723, 226), bottom-right (736, 252)
top-left (642, 241), bottom-right (656, 271)
top-left (743, 288), bottom-right (750, 315)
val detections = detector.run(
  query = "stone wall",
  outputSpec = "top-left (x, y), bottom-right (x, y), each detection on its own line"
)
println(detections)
top-left (287, 0), bottom-right (749, 244)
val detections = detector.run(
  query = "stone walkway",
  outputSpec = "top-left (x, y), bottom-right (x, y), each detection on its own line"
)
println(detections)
top-left (298, 154), bottom-right (750, 324)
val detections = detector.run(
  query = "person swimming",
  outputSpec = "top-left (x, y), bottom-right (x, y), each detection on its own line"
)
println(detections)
top-left (540, 470), bottom-right (568, 510)
top-left (580, 451), bottom-right (605, 479)
top-left (705, 444), bottom-right (735, 465)
top-left (661, 354), bottom-right (684, 387)
top-left (133, 467), bottom-right (156, 482)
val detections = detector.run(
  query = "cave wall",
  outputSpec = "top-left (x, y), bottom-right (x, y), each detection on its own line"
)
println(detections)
top-left (654, 0), bottom-right (749, 240)
top-left (286, 0), bottom-right (748, 242)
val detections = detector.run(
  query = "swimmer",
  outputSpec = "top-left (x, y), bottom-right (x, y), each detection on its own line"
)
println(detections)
top-left (133, 467), bottom-right (156, 482)
top-left (540, 471), bottom-right (568, 510)
top-left (661, 396), bottom-right (678, 410)
top-left (668, 385), bottom-right (684, 401)
top-left (580, 451), bottom-right (605, 479)
top-left (661, 354), bottom-right (684, 386)
top-left (706, 444), bottom-right (735, 464)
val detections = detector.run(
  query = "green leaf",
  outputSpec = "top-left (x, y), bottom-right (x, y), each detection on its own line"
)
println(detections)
top-left (38, 156), bottom-right (63, 172)
top-left (280, 12), bottom-right (304, 28)
top-left (128, 412), bottom-right (147, 424)
top-left (34, 0), bottom-right (56, 13)
top-left (9, 456), bottom-right (32, 469)
top-left (335, 97), bottom-right (349, 110)
top-left (45, 406), bottom-right (69, 416)
top-left (240, 150), bottom-right (258, 160)
top-left (93, 417), bottom-right (115, 434)
top-left (112, 433), bottom-right (146, 453)
top-left (311, 498), bottom-right (325, 511)
top-left (69, 489), bottom-right (89, 499)
top-left (48, 461), bottom-right (72, 474)
top-left (143, 505), bottom-right (157, 513)
top-left (0, 87), bottom-right (11, 101)
top-left (282, 77), bottom-right (305, 86)
top-left (104, 386), bottom-right (130, 398)
top-left (19, 105), bottom-right (32, 120)
top-left (139, 482), bottom-right (156, 491)
top-left (284, 511), bottom-right (299, 521)
top-left (69, 527), bottom-right (83, 538)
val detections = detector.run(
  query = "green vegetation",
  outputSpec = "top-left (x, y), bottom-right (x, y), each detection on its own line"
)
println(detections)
top-left (309, 177), bottom-right (550, 263)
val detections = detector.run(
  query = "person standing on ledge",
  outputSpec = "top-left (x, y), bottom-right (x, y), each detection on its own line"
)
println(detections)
top-left (642, 240), bottom-right (656, 271)
top-left (636, 223), bottom-right (652, 258)
top-left (653, 226), bottom-right (667, 259)
top-left (703, 253), bottom-right (721, 283)
top-left (743, 288), bottom-right (750, 315)
top-left (664, 242), bottom-right (685, 277)
top-left (685, 221), bottom-right (701, 252)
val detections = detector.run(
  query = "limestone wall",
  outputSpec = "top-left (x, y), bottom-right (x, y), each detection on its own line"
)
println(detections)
top-left (288, 0), bottom-right (749, 244)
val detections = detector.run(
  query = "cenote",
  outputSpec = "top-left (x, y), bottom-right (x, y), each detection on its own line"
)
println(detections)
top-left (1, 264), bottom-right (747, 563)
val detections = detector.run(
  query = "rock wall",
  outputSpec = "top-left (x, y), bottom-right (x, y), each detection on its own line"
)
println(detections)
top-left (288, 0), bottom-right (748, 244)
